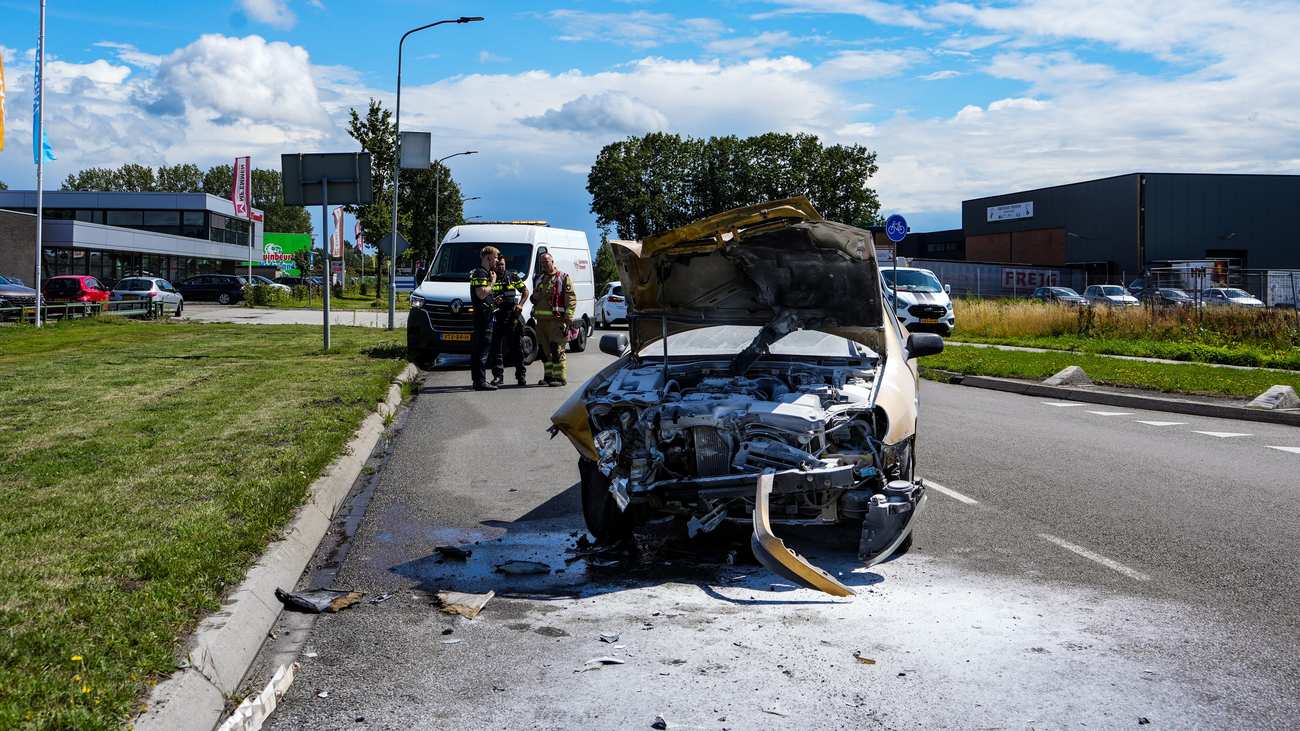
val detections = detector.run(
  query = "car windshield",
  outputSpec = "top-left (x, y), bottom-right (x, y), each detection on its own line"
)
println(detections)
top-left (1160, 289), bottom-right (1191, 299)
top-left (1099, 286), bottom-right (1126, 295)
top-left (425, 243), bottom-right (534, 283)
top-left (1051, 288), bottom-right (1080, 297)
top-left (1223, 289), bottom-right (1253, 298)
top-left (0, 275), bottom-right (15, 285)
top-left (610, 285), bottom-right (623, 297)
top-left (637, 325), bottom-right (877, 361)
top-left (882, 269), bottom-right (943, 293)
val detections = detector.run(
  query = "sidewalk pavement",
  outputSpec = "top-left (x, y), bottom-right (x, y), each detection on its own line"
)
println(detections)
top-left (184, 304), bottom-right (408, 329)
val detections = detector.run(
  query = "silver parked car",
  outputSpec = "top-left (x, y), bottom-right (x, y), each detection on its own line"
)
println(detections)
top-left (110, 277), bottom-right (185, 317)
top-left (1083, 284), bottom-right (1140, 307)
top-left (1201, 287), bottom-right (1265, 308)
top-left (238, 274), bottom-right (293, 293)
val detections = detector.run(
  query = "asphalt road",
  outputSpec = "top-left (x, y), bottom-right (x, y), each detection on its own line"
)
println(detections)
top-left (252, 340), bottom-right (1300, 730)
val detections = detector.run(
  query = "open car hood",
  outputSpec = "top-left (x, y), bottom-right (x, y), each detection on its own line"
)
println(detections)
top-left (611, 197), bottom-right (884, 353)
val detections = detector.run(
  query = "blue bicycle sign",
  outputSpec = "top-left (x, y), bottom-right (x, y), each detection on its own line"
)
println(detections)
top-left (885, 214), bottom-right (908, 243)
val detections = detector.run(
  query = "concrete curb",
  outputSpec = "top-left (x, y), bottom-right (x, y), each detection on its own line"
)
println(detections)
top-left (135, 363), bottom-right (419, 731)
top-left (954, 374), bottom-right (1300, 427)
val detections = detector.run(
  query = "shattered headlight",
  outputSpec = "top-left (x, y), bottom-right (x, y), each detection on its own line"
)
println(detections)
top-left (594, 429), bottom-right (622, 477)
top-left (881, 437), bottom-right (913, 480)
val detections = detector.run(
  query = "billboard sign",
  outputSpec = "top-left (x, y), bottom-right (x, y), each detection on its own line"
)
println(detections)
top-left (263, 232), bottom-right (313, 275)
top-left (231, 156), bottom-right (252, 218)
top-left (987, 201), bottom-right (1033, 222)
top-left (1001, 268), bottom-right (1058, 289)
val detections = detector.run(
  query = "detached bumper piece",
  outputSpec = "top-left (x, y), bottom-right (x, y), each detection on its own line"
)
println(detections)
top-left (750, 472), bottom-right (855, 597)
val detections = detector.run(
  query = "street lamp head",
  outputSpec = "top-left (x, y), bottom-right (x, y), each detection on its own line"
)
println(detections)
top-left (457, 16), bottom-right (485, 23)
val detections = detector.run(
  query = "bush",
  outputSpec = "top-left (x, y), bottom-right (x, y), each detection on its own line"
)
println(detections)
top-left (242, 284), bottom-right (290, 307)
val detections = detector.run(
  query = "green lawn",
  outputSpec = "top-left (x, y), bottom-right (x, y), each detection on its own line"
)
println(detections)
top-left (923, 345), bottom-right (1300, 399)
top-left (0, 319), bottom-right (407, 729)
top-left (950, 333), bottom-right (1300, 371)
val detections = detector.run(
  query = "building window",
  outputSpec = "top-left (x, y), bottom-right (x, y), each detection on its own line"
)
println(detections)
top-left (75, 210), bottom-right (103, 224)
top-left (106, 210), bottom-right (144, 227)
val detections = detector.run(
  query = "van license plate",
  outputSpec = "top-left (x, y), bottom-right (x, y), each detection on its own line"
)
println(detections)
top-left (920, 318), bottom-right (939, 324)
top-left (440, 333), bottom-right (471, 342)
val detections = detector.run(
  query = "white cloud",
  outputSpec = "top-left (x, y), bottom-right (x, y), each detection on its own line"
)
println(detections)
top-left (937, 34), bottom-right (1009, 52)
top-left (985, 51), bottom-right (1116, 89)
top-left (705, 31), bottom-right (803, 58)
top-left (754, 0), bottom-right (934, 29)
top-left (560, 163), bottom-right (591, 175)
top-left (93, 41), bottom-right (162, 68)
top-left (919, 69), bottom-right (961, 81)
top-left (836, 122), bottom-right (877, 138)
top-left (479, 50), bottom-right (509, 64)
top-left (240, 0), bottom-right (296, 30)
top-left (817, 49), bottom-right (926, 80)
top-left (523, 92), bottom-right (669, 135)
top-left (544, 10), bottom-right (727, 48)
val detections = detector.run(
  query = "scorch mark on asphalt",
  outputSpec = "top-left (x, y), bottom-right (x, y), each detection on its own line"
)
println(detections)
top-left (921, 478), bottom-right (979, 505)
top-left (1037, 533), bottom-right (1151, 582)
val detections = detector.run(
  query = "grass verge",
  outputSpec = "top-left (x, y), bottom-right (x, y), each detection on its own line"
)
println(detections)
top-left (951, 333), bottom-right (1300, 371)
top-left (922, 345), bottom-right (1300, 399)
top-left (0, 318), bottom-right (407, 729)
top-left (250, 289), bottom-right (411, 311)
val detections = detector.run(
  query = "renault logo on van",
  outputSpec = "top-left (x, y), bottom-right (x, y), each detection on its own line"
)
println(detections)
top-left (449, 298), bottom-right (464, 314)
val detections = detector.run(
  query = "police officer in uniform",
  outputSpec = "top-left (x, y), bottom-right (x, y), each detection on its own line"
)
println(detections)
top-left (469, 246), bottom-right (500, 391)
top-left (489, 256), bottom-right (529, 387)
top-left (529, 252), bottom-right (577, 386)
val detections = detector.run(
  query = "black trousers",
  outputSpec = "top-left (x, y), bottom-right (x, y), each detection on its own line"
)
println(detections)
top-left (470, 315), bottom-right (495, 385)
top-left (491, 310), bottom-right (526, 381)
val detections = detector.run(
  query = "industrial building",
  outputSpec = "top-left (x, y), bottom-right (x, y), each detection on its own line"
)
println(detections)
top-left (0, 190), bottom-right (263, 287)
top-left (956, 173), bottom-right (1300, 280)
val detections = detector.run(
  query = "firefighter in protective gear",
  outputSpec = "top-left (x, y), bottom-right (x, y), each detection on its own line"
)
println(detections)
top-left (469, 246), bottom-right (500, 391)
top-left (530, 252), bottom-right (577, 386)
top-left (489, 256), bottom-right (529, 386)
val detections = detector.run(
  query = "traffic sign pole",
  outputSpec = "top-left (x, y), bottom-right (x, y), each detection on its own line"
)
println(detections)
top-left (321, 178), bottom-right (331, 351)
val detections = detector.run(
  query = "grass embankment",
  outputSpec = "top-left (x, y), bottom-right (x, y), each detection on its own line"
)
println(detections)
top-left (0, 319), bottom-right (407, 729)
top-left (248, 286), bottom-right (411, 311)
top-left (925, 345), bottom-right (1300, 399)
top-left (952, 299), bottom-right (1300, 370)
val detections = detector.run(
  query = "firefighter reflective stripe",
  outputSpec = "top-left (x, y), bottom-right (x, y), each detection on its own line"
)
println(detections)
top-left (534, 308), bottom-right (553, 316)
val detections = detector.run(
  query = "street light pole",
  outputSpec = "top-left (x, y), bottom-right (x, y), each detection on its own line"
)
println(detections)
top-left (434, 151), bottom-right (477, 263)
top-left (390, 15), bottom-right (484, 331)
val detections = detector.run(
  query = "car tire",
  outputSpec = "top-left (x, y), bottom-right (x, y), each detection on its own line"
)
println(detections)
top-left (217, 292), bottom-right (232, 305)
top-left (174, 302), bottom-right (183, 318)
top-left (596, 309), bottom-right (606, 329)
top-left (579, 457), bottom-right (632, 542)
top-left (410, 350), bottom-right (439, 370)
top-left (521, 327), bottom-right (539, 365)
top-left (568, 322), bottom-right (588, 353)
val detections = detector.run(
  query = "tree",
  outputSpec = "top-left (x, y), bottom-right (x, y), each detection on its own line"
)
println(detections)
top-left (401, 163), bottom-right (464, 262)
top-left (61, 167), bottom-right (117, 191)
top-left (593, 234), bottom-right (619, 293)
top-left (156, 163), bottom-right (204, 192)
top-left (251, 168), bottom-right (311, 234)
top-left (0, 179), bottom-right (7, 191)
top-left (112, 163), bottom-right (157, 192)
top-left (587, 132), bottom-right (881, 240)
top-left (202, 164), bottom-right (232, 197)
top-left (345, 99), bottom-right (398, 295)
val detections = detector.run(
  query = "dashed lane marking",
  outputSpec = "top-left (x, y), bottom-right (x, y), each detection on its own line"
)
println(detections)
top-left (1136, 420), bottom-right (1187, 426)
top-left (1267, 446), bottom-right (1300, 455)
top-left (1193, 431), bottom-right (1253, 438)
top-left (921, 478), bottom-right (979, 505)
top-left (1086, 411), bottom-right (1134, 416)
top-left (1037, 533), bottom-right (1151, 582)
top-left (1042, 401), bottom-right (1086, 407)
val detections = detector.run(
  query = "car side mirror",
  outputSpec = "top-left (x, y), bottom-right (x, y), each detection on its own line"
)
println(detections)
top-left (944, 283), bottom-right (952, 294)
top-left (906, 332), bottom-right (944, 359)
top-left (599, 333), bottom-right (629, 357)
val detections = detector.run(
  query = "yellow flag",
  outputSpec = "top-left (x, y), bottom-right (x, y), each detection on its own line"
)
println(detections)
top-left (0, 52), bottom-right (6, 151)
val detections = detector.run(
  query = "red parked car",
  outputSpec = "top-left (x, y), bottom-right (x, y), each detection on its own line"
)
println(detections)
top-left (42, 275), bottom-right (111, 303)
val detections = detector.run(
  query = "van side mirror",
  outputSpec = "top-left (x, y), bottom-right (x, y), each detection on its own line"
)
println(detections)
top-left (600, 333), bottom-right (629, 357)
top-left (906, 332), bottom-right (944, 359)
top-left (944, 283), bottom-right (952, 294)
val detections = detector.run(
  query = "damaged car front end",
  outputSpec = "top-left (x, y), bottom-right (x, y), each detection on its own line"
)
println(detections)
top-left (551, 197), bottom-right (944, 595)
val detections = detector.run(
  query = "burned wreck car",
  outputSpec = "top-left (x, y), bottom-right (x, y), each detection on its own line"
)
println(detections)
top-left (550, 198), bottom-right (944, 596)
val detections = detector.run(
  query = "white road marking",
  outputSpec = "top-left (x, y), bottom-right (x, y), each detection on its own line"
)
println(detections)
top-left (1037, 533), bottom-right (1151, 582)
top-left (1042, 401), bottom-right (1086, 407)
top-left (921, 478), bottom-right (978, 505)
top-left (1193, 431), bottom-right (1252, 438)
top-left (1267, 446), bottom-right (1300, 455)
top-left (1136, 420), bottom-right (1187, 427)
top-left (1086, 410), bottom-right (1134, 416)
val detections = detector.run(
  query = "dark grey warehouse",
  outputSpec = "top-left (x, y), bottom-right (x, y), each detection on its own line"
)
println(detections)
top-left (957, 173), bottom-right (1300, 280)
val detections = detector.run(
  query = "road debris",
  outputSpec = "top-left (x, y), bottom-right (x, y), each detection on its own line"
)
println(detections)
top-left (599, 632), bottom-right (620, 644)
top-left (761, 706), bottom-right (788, 717)
top-left (441, 628), bottom-right (454, 635)
top-left (852, 651), bottom-right (877, 665)
top-left (440, 638), bottom-right (463, 645)
top-left (577, 657), bottom-right (626, 672)
top-left (651, 715), bottom-right (669, 729)
top-left (216, 662), bottom-right (298, 731)
top-left (435, 545), bottom-right (472, 560)
top-left (275, 588), bottom-right (365, 614)
top-left (435, 590), bottom-right (495, 619)
top-left (494, 560), bottom-right (551, 575)
top-left (302, 652), bottom-right (318, 659)
top-left (316, 691), bottom-right (329, 699)
top-left (1138, 718), bottom-right (1151, 725)
top-left (368, 593), bottom-right (393, 605)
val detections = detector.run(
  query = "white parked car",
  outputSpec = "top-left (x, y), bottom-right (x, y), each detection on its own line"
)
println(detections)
top-left (595, 283), bottom-right (627, 328)
top-left (1201, 287), bottom-right (1265, 308)
top-left (110, 276), bottom-right (184, 317)
top-left (1083, 285), bottom-right (1140, 307)
top-left (881, 267), bottom-right (955, 335)
top-left (238, 275), bottom-right (292, 293)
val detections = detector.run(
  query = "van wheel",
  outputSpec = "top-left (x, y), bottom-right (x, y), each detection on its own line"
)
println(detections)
top-left (521, 327), bottom-right (539, 365)
top-left (569, 320), bottom-right (588, 353)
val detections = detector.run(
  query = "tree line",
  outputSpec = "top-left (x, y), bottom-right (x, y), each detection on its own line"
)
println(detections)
top-left (59, 163), bottom-right (312, 235)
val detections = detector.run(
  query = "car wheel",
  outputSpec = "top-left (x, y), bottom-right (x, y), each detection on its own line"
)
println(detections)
top-left (568, 321), bottom-right (588, 353)
top-left (217, 292), bottom-right (232, 305)
top-left (521, 327), bottom-right (539, 365)
top-left (174, 302), bottom-right (183, 318)
top-left (596, 309), bottom-right (605, 329)
top-left (579, 458), bottom-right (632, 542)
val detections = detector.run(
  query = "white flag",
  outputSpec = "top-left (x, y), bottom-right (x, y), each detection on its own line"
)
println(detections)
top-left (330, 206), bottom-right (345, 258)
top-left (231, 156), bottom-right (251, 218)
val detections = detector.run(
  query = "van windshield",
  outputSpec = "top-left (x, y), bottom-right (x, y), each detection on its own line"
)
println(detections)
top-left (426, 243), bottom-right (534, 283)
top-left (882, 269), bottom-right (943, 293)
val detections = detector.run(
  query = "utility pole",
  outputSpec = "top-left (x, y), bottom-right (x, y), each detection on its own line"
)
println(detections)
top-left (33, 0), bottom-right (47, 327)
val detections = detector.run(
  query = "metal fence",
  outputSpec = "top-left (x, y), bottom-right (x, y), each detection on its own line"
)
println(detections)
top-left (907, 259), bottom-right (1090, 298)
top-left (0, 299), bottom-right (165, 324)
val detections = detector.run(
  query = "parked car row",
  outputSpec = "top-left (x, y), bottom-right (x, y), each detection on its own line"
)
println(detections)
top-left (1031, 284), bottom-right (1266, 309)
top-left (0, 272), bottom-right (283, 314)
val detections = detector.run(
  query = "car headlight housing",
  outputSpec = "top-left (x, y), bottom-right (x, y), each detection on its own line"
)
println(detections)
top-left (410, 294), bottom-right (425, 309)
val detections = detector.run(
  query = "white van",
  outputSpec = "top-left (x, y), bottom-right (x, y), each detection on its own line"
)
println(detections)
top-left (407, 222), bottom-right (595, 366)
top-left (881, 266), bottom-right (955, 336)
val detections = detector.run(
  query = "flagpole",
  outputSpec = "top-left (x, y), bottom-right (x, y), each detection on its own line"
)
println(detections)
top-left (33, 0), bottom-right (46, 328)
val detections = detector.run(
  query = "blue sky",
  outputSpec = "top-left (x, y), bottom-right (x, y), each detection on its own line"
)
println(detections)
top-left (2, 0), bottom-right (1299, 250)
